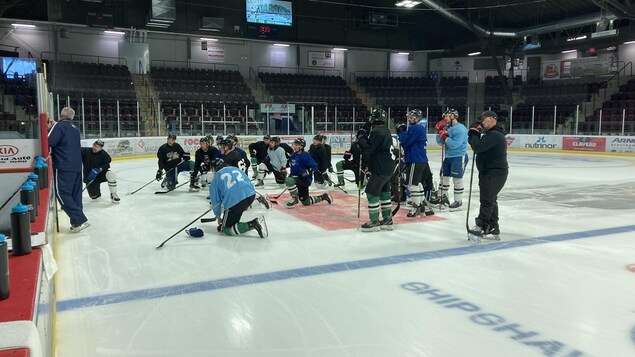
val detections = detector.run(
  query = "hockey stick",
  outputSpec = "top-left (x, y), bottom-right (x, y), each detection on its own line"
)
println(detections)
top-left (465, 151), bottom-right (477, 239)
top-left (81, 179), bottom-right (96, 193)
top-left (269, 187), bottom-right (288, 200)
top-left (437, 144), bottom-right (446, 210)
top-left (156, 207), bottom-right (215, 249)
top-left (392, 137), bottom-right (402, 217)
top-left (0, 184), bottom-right (23, 213)
top-left (254, 190), bottom-right (277, 206)
top-left (155, 181), bottom-right (189, 194)
top-left (200, 217), bottom-right (218, 223)
top-left (126, 178), bottom-right (155, 196)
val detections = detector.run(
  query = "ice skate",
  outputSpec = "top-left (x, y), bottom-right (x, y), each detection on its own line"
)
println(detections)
top-left (254, 180), bottom-right (265, 187)
top-left (110, 193), bottom-right (120, 203)
top-left (407, 205), bottom-right (421, 218)
top-left (286, 196), bottom-right (299, 208)
top-left (321, 192), bottom-right (333, 204)
top-left (248, 216), bottom-right (268, 238)
top-left (467, 225), bottom-right (484, 243)
top-left (256, 195), bottom-right (271, 209)
top-left (361, 220), bottom-right (381, 232)
top-left (379, 217), bottom-right (393, 231)
top-left (70, 222), bottom-right (90, 233)
top-left (482, 226), bottom-right (501, 241)
top-left (448, 201), bottom-right (462, 212)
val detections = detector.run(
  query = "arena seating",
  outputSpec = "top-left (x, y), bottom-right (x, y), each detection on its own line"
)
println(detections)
top-left (357, 76), bottom-right (437, 107)
top-left (153, 67), bottom-right (256, 134)
top-left (582, 78), bottom-right (635, 134)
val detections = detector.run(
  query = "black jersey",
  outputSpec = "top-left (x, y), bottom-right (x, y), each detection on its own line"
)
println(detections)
top-left (193, 146), bottom-right (218, 176)
top-left (157, 143), bottom-right (186, 172)
top-left (309, 143), bottom-right (330, 172)
top-left (80, 147), bottom-right (111, 179)
top-left (248, 141), bottom-right (269, 162)
top-left (223, 150), bottom-right (248, 171)
top-left (358, 125), bottom-right (393, 176)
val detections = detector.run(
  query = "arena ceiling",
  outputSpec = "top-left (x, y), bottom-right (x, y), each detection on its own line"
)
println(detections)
top-left (2, 0), bottom-right (635, 54)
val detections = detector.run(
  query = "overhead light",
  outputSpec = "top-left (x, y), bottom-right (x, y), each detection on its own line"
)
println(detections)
top-left (147, 23), bottom-right (170, 28)
top-left (397, 52), bottom-right (410, 55)
top-left (567, 35), bottom-right (587, 42)
top-left (200, 28), bottom-right (220, 32)
top-left (333, 48), bottom-right (348, 51)
top-left (395, 1), bottom-right (422, 8)
top-left (104, 30), bottom-right (125, 35)
top-left (623, 40), bottom-right (635, 45)
top-left (200, 38), bottom-right (218, 41)
top-left (468, 51), bottom-right (481, 56)
top-left (12, 24), bottom-right (35, 29)
top-left (274, 43), bottom-right (290, 47)
top-left (561, 49), bottom-right (577, 54)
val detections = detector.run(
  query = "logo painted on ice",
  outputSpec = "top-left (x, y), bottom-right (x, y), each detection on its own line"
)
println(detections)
top-left (0, 145), bottom-right (19, 157)
top-left (401, 282), bottom-right (588, 356)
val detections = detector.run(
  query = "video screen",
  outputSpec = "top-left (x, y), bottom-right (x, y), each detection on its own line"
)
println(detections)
top-left (246, 0), bottom-right (292, 27)
top-left (2, 57), bottom-right (36, 79)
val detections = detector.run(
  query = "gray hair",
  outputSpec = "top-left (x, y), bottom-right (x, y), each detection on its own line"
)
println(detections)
top-left (60, 107), bottom-right (75, 120)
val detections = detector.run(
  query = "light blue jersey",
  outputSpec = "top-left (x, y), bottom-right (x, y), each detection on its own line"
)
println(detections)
top-left (210, 166), bottom-right (256, 216)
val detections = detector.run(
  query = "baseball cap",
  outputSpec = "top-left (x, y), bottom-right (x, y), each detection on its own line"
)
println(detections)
top-left (480, 111), bottom-right (498, 120)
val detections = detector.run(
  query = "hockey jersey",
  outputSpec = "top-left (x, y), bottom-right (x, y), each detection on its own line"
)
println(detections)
top-left (210, 166), bottom-right (256, 217)
top-left (289, 151), bottom-right (318, 184)
top-left (80, 147), bottom-right (111, 182)
top-left (193, 146), bottom-right (218, 176)
top-left (157, 143), bottom-right (186, 171)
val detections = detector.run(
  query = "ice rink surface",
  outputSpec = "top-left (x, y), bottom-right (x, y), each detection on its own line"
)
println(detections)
top-left (53, 151), bottom-right (635, 357)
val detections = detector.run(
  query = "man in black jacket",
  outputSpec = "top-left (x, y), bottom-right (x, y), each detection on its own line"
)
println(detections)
top-left (81, 139), bottom-right (120, 203)
top-left (189, 136), bottom-right (219, 191)
top-left (309, 134), bottom-right (331, 186)
top-left (248, 135), bottom-right (270, 179)
top-left (357, 109), bottom-right (395, 232)
top-left (467, 111), bottom-right (509, 238)
top-left (156, 133), bottom-right (191, 192)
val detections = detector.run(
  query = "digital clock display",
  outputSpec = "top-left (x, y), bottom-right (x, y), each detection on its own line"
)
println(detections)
top-left (247, 24), bottom-right (279, 39)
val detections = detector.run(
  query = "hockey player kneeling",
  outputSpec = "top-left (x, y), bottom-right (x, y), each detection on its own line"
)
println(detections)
top-left (209, 158), bottom-right (268, 238)
top-left (285, 138), bottom-right (333, 208)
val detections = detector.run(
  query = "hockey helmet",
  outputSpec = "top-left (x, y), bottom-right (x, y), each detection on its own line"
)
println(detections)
top-left (93, 139), bottom-right (105, 148)
top-left (263, 134), bottom-right (271, 141)
top-left (167, 133), bottom-right (177, 140)
top-left (220, 139), bottom-right (233, 148)
top-left (210, 158), bottom-right (225, 172)
top-left (313, 134), bottom-right (323, 142)
top-left (407, 109), bottom-right (423, 121)
top-left (369, 109), bottom-right (387, 124)
top-left (226, 134), bottom-right (238, 143)
top-left (200, 136), bottom-right (210, 144)
top-left (270, 136), bottom-right (280, 144)
top-left (216, 135), bottom-right (224, 142)
top-left (293, 138), bottom-right (306, 148)
top-left (444, 108), bottom-right (459, 119)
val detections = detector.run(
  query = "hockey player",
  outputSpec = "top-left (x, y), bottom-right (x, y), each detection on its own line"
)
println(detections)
top-left (227, 134), bottom-right (250, 174)
top-left (357, 109), bottom-right (394, 232)
top-left (396, 109), bottom-right (434, 218)
top-left (189, 136), bottom-right (219, 191)
top-left (279, 141), bottom-right (293, 167)
top-left (254, 136), bottom-right (287, 187)
top-left (81, 139), bottom-right (120, 203)
top-left (432, 108), bottom-right (469, 211)
top-left (285, 138), bottom-right (333, 208)
top-left (309, 134), bottom-right (331, 186)
top-left (156, 133), bottom-right (191, 191)
top-left (248, 135), bottom-right (271, 179)
top-left (321, 135), bottom-right (334, 173)
top-left (467, 111), bottom-right (509, 239)
top-left (333, 138), bottom-right (368, 188)
top-left (218, 139), bottom-right (248, 170)
top-left (209, 158), bottom-right (267, 238)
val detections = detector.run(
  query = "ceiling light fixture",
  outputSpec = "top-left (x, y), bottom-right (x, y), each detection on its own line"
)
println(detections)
top-left (623, 40), bottom-right (635, 45)
top-left (333, 48), bottom-right (348, 51)
top-left (104, 30), bottom-right (125, 35)
top-left (274, 43), bottom-right (290, 47)
top-left (566, 35), bottom-right (587, 42)
top-left (561, 49), bottom-right (577, 54)
top-left (12, 24), bottom-right (36, 29)
top-left (395, 1), bottom-right (422, 8)
top-left (397, 52), bottom-right (410, 55)
top-left (468, 51), bottom-right (481, 56)
top-left (200, 38), bottom-right (218, 41)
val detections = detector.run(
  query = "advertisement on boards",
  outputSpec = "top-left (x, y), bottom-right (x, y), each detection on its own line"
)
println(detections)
top-left (563, 136), bottom-right (606, 152)
top-left (0, 139), bottom-right (39, 169)
top-left (606, 136), bottom-right (635, 153)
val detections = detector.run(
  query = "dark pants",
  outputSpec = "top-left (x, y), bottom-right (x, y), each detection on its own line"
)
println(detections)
top-left (163, 161), bottom-right (191, 188)
top-left (222, 195), bottom-right (255, 229)
top-left (365, 174), bottom-right (391, 196)
top-left (476, 172), bottom-right (508, 230)
top-left (55, 169), bottom-right (88, 226)
top-left (86, 171), bottom-right (108, 198)
top-left (263, 162), bottom-right (287, 184)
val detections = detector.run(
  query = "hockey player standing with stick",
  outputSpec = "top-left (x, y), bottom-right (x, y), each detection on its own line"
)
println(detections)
top-left (209, 158), bottom-right (267, 238)
top-left (156, 133), bottom-right (191, 192)
top-left (81, 139), bottom-right (120, 202)
top-left (467, 111), bottom-right (508, 238)
top-left (396, 109), bottom-right (434, 218)
top-left (285, 138), bottom-right (333, 208)
top-left (432, 108), bottom-right (468, 211)
top-left (357, 109), bottom-right (394, 232)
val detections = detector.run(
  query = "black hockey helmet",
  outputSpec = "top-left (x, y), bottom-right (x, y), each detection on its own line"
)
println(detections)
top-left (220, 139), bottom-right (233, 148)
top-left (407, 109), bottom-right (423, 121)
top-left (270, 136), bottom-right (280, 144)
top-left (263, 134), bottom-right (271, 140)
top-left (93, 139), bottom-right (104, 147)
top-left (226, 134), bottom-right (238, 143)
top-left (293, 138), bottom-right (306, 148)
top-left (313, 134), bottom-right (323, 142)
top-left (216, 135), bottom-right (224, 142)
top-left (167, 133), bottom-right (177, 140)
top-left (200, 136), bottom-right (210, 144)
top-left (369, 109), bottom-right (387, 124)
top-left (444, 108), bottom-right (459, 119)
top-left (210, 158), bottom-right (225, 172)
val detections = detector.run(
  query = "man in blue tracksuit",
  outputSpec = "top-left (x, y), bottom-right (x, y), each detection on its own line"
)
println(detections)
top-left (209, 158), bottom-right (267, 238)
top-left (434, 108), bottom-right (469, 211)
top-left (285, 138), bottom-right (332, 208)
top-left (48, 107), bottom-right (89, 233)
top-left (396, 109), bottom-right (434, 218)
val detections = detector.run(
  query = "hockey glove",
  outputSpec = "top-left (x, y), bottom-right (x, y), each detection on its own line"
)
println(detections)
top-left (156, 169), bottom-right (163, 181)
top-left (396, 123), bottom-right (407, 133)
top-left (200, 163), bottom-right (210, 172)
top-left (300, 168), bottom-right (312, 179)
top-left (356, 128), bottom-right (368, 140)
top-left (438, 130), bottom-right (449, 142)
top-left (279, 167), bottom-right (287, 176)
top-left (468, 122), bottom-right (483, 136)
top-left (435, 119), bottom-right (448, 132)
top-left (87, 168), bottom-right (101, 182)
